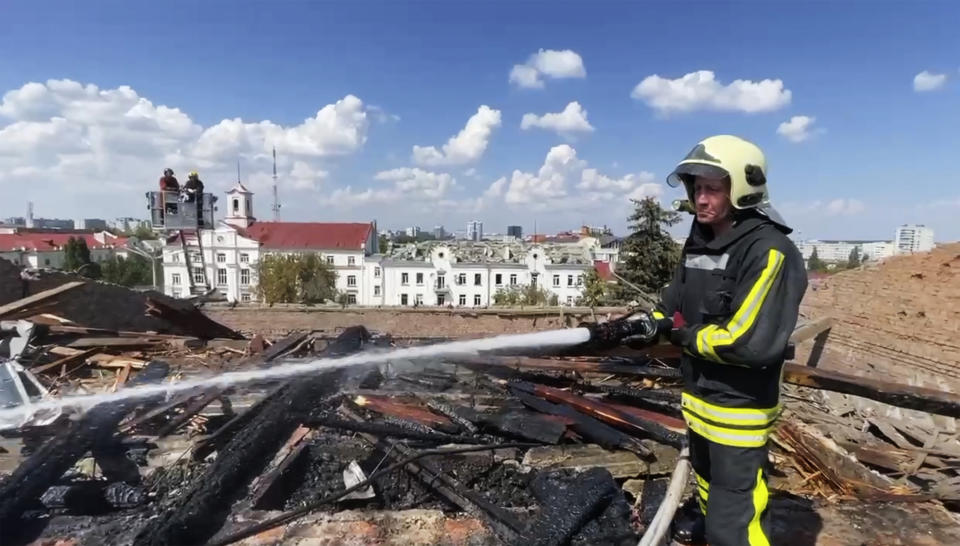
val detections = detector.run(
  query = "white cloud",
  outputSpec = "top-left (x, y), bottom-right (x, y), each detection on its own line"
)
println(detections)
top-left (631, 70), bottom-right (791, 115)
top-left (913, 70), bottom-right (947, 92)
top-left (412, 105), bottom-right (502, 166)
top-left (777, 115), bottom-right (818, 143)
top-left (0, 79), bottom-right (373, 220)
top-left (320, 168), bottom-right (455, 208)
top-left (826, 198), bottom-right (866, 216)
top-left (374, 167), bottom-right (455, 199)
top-left (520, 101), bottom-right (595, 137)
top-left (509, 49), bottom-right (586, 89)
top-left (498, 145), bottom-right (664, 211)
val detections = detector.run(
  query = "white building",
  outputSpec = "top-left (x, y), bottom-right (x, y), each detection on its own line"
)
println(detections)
top-left (467, 220), bottom-right (483, 242)
top-left (404, 226), bottom-right (421, 238)
top-left (0, 227), bottom-right (130, 268)
top-left (109, 217), bottom-right (151, 233)
top-left (895, 224), bottom-right (934, 254)
top-left (160, 185), bottom-right (597, 306)
top-left (797, 240), bottom-right (896, 263)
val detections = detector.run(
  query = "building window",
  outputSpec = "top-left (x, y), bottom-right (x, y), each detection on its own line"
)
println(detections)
top-left (193, 268), bottom-right (204, 284)
top-left (553, 275), bottom-right (560, 287)
top-left (415, 294), bottom-right (423, 305)
top-left (348, 256), bottom-right (356, 266)
top-left (436, 275), bottom-right (445, 289)
top-left (347, 275), bottom-right (357, 287)
top-left (232, 198), bottom-right (239, 214)
top-left (456, 273), bottom-right (466, 285)
top-left (240, 269), bottom-right (250, 285)
top-left (416, 272), bottom-right (424, 285)
top-left (567, 275), bottom-right (574, 287)
top-left (172, 273), bottom-right (181, 286)
top-left (44, 258), bottom-right (50, 266)
top-left (401, 294), bottom-right (408, 305)
top-left (216, 253), bottom-right (226, 263)
top-left (347, 293), bottom-right (357, 304)
top-left (510, 274), bottom-right (517, 286)
top-left (438, 294), bottom-right (446, 306)
top-left (401, 272), bottom-right (409, 285)
top-left (474, 294), bottom-right (481, 306)
top-left (459, 294), bottom-right (466, 305)
top-left (241, 293), bottom-right (251, 303)
top-left (374, 267), bottom-right (380, 277)
top-left (217, 268), bottom-right (227, 286)
top-left (495, 274), bottom-right (502, 286)
top-left (191, 252), bottom-right (201, 263)
top-left (577, 275), bottom-right (583, 286)
top-left (173, 254), bottom-right (181, 263)
top-left (374, 285), bottom-right (381, 296)
top-left (474, 273), bottom-right (482, 286)
top-left (326, 255), bottom-right (335, 265)
top-left (240, 253), bottom-right (249, 263)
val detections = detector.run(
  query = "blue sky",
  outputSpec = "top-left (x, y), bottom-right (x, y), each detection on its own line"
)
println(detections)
top-left (0, 1), bottom-right (958, 240)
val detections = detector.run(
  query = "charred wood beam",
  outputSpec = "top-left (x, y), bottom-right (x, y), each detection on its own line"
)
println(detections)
top-left (452, 354), bottom-right (680, 379)
top-left (0, 361), bottom-right (169, 525)
top-left (133, 326), bottom-right (369, 546)
top-left (783, 363), bottom-right (960, 419)
top-left (512, 381), bottom-right (685, 449)
top-left (0, 281), bottom-right (85, 319)
top-left (310, 416), bottom-right (491, 444)
top-left (349, 394), bottom-right (458, 433)
top-left (511, 389), bottom-right (652, 457)
top-left (144, 297), bottom-right (244, 340)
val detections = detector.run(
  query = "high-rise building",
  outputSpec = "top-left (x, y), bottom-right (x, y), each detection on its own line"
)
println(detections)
top-left (467, 220), bottom-right (483, 241)
top-left (433, 225), bottom-right (445, 239)
top-left (76, 218), bottom-right (108, 230)
top-left (895, 224), bottom-right (934, 254)
top-left (405, 226), bottom-right (421, 238)
top-left (507, 225), bottom-right (522, 238)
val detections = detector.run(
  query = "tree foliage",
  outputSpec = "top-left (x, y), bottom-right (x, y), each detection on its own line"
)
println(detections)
top-left (846, 247), bottom-right (861, 269)
top-left (807, 246), bottom-right (826, 272)
top-left (255, 253), bottom-right (338, 305)
top-left (492, 283), bottom-right (556, 306)
top-left (62, 237), bottom-right (92, 272)
top-left (577, 269), bottom-right (609, 307)
top-left (101, 255), bottom-right (152, 286)
top-left (613, 197), bottom-right (682, 301)
top-left (132, 224), bottom-right (158, 240)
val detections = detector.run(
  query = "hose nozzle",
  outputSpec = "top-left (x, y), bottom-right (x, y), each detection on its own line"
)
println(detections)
top-left (580, 310), bottom-right (659, 349)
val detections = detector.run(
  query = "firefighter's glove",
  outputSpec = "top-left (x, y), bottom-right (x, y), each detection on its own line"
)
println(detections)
top-left (667, 312), bottom-right (691, 347)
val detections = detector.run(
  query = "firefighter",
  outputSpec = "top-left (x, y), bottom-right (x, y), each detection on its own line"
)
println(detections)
top-left (650, 135), bottom-right (807, 545)
top-left (158, 168), bottom-right (180, 219)
top-left (183, 170), bottom-right (205, 226)
top-left (159, 168), bottom-right (179, 192)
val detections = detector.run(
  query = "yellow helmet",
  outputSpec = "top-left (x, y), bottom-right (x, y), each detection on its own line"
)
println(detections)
top-left (667, 135), bottom-right (768, 210)
top-left (189, 170), bottom-right (199, 178)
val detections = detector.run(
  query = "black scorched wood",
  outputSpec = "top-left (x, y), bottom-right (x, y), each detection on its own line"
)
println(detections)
top-left (133, 326), bottom-right (369, 546)
top-left (0, 361), bottom-right (169, 527)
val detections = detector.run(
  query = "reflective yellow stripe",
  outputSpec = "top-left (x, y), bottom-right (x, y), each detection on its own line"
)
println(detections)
top-left (698, 496), bottom-right (708, 514)
top-left (694, 471), bottom-right (710, 492)
top-left (682, 410), bottom-right (769, 448)
top-left (652, 310), bottom-right (665, 320)
top-left (681, 393), bottom-right (781, 427)
top-left (699, 249), bottom-right (785, 360)
top-left (748, 468), bottom-right (771, 546)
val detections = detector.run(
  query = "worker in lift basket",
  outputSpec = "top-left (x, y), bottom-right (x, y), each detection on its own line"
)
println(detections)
top-left (643, 135), bottom-right (807, 545)
top-left (158, 168), bottom-right (181, 218)
top-left (183, 170), bottom-right (205, 226)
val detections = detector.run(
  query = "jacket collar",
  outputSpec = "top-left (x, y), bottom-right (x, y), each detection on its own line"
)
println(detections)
top-left (685, 213), bottom-right (769, 252)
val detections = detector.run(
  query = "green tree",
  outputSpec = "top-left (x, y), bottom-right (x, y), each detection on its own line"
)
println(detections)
top-left (132, 223), bottom-right (158, 240)
top-left (255, 253), bottom-right (338, 305)
top-left (492, 283), bottom-right (554, 307)
top-left (378, 234), bottom-right (389, 253)
top-left (577, 269), bottom-right (608, 307)
top-left (846, 247), bottom-right (861, 269)
top-left (62, 237), bottom-right (93, 272)
top-left (614, 197), bottom-right (682, 301)
top-left (101, 255), bottom-right (152, 286)
top-left (807, 246), bottom-right (826, 272)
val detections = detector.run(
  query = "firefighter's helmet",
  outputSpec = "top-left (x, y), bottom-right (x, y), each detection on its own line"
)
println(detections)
top-left (667, 135), bottom-right (788, 228)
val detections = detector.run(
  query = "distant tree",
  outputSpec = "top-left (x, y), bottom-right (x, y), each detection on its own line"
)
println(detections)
top-left (861, 253), bottom-right (870, 264)
top-left (613, 198), bottom-right (682, 302)
top-left (101, 255), bottom-right (152, 286)
top-left (577, 269), bottom-right (608, 307)
top-left (807, 246), bottom-right (826, 272)
top-left (492, 284), bottom-right (553, 307)
top-left (256, 253), bottom-right (338, 305)
top-left (132, 224), bottom-right (158, 240)
top-left (63, 237), bottom-right (93, 272)
top-left (377, 234), bottom-right (389, 253)
top-left (846, 247), bottom-right (861, 269)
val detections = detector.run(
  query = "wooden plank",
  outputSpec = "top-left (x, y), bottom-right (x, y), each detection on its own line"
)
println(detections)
top-left (521, 444), bottom-right (646, 478)
top-left (30, 347), bottom-right (100, 374)
top-left (88, 353), bottom-right (147, 369)
top-left (791, 317), bottom-right (835, 344)
top-left (145, 297), bottom-right (244, 340)
top-left (111, 362), bottom-right (133, 392)
top-left (47, 346), bottom-right (85, 357)
top-left (0, 281), bottom-right (85, 319)
top-left (352, 395), bottom-right (454, 429)
top-left (66, 337), bottom-right (162, 349)
top-left (785, 364), bottom-right (960, 419)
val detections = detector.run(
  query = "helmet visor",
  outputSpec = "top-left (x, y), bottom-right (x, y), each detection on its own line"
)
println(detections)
top-left (666, 162), bottom-right (729, 188)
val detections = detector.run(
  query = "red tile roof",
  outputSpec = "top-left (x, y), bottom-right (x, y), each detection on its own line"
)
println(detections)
top-left (0, 231), bottom-right (127, 252)
top-left (594, 260), bottom-right (614, 281)
top-left (239, 222), bottom-right (373, 251)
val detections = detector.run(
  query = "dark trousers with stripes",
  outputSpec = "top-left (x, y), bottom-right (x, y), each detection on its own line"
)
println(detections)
top-left (689, 430), bottom-right (772, 546)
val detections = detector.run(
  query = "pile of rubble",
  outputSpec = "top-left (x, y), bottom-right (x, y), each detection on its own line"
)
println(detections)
top-left (2, 269), bottom-right (960, 544)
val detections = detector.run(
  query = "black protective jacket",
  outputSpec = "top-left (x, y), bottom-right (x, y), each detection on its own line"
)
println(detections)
top-left (655, 212), bottom-right (807, 410)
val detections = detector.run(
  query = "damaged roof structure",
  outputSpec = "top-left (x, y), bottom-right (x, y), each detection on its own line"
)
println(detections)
top-left (1, 247), bottom-right (960, 545)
